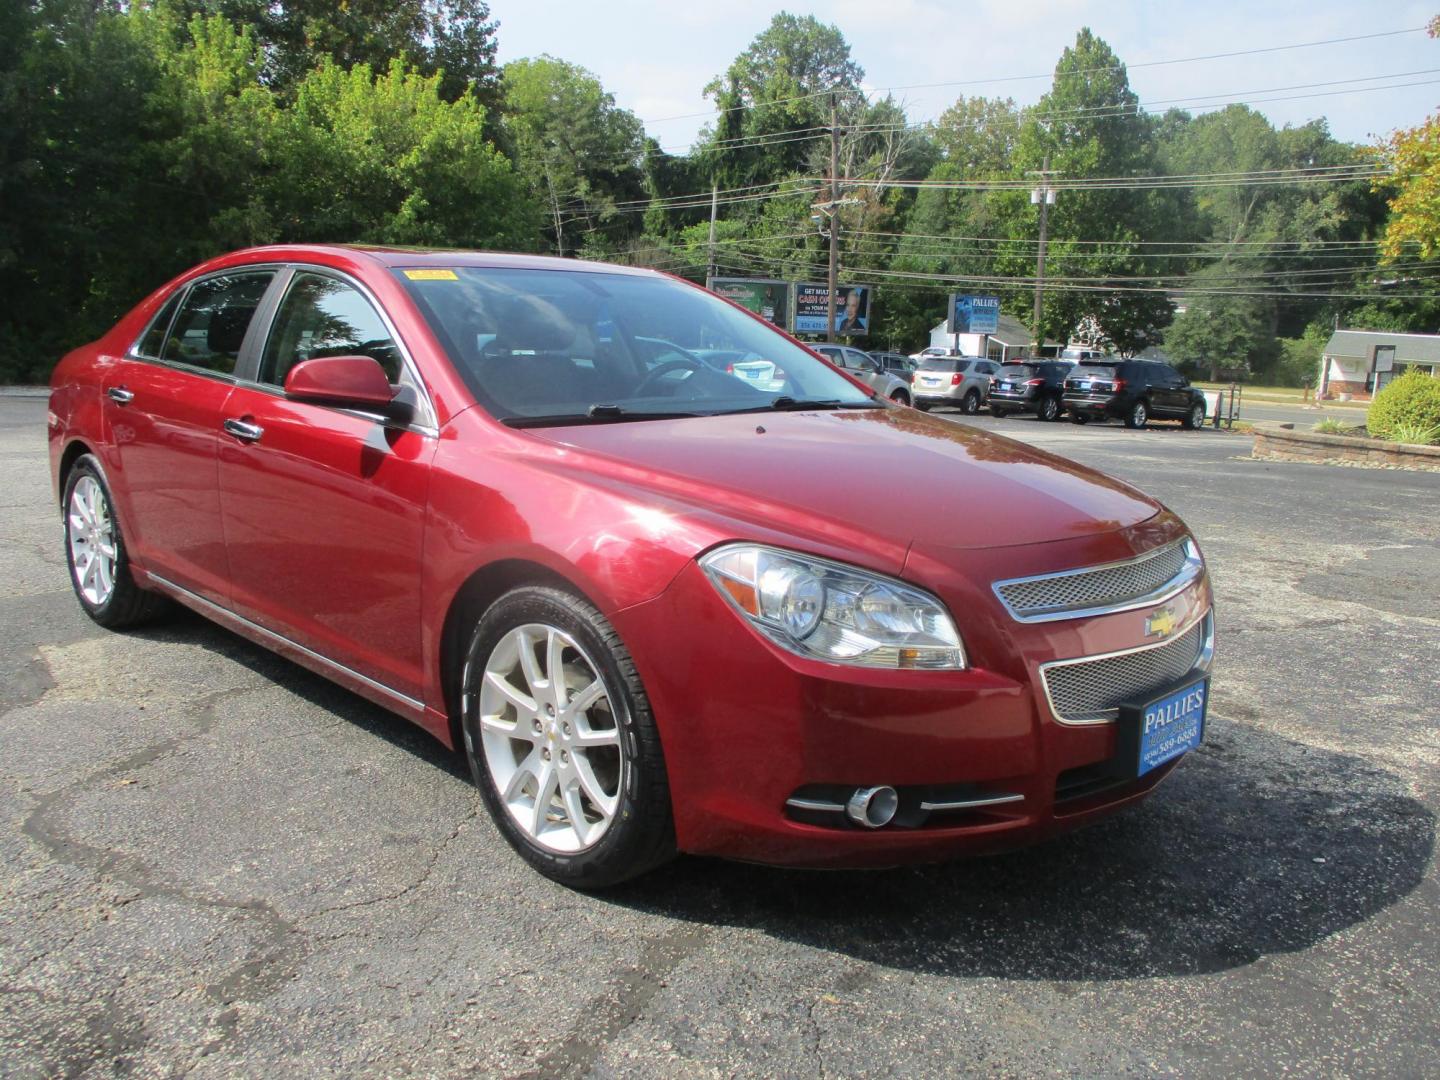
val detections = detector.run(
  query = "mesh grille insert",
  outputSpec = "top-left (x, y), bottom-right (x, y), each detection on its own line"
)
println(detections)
top-left (1042, 618), bottom-right (1207, 723)
top-left (997, 542), bottom-right (1189, 617)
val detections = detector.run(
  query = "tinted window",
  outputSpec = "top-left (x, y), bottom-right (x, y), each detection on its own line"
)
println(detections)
top-left (919, 358), bottom-right (972, 373)
top-left (136, 290), bottom-right (184, 360)
top-left (397, 266), bottom-right (872, 421)
top-left (999, 364), bottom-right (1037, 379)
top-left (260, 273), bottom-right (400, 386)
top-left (1073, 363), bottom-right (1119, 379)
top-left (847, 350), bottom-right (876, 371)
top-left (162, 271), bottom-right (275, 374)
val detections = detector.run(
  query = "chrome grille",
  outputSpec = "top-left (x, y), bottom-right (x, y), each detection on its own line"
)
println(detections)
top-left (995, 541), bottom-right (1193, 622)
top-left (1042, 616), bottom-right (1210, 724)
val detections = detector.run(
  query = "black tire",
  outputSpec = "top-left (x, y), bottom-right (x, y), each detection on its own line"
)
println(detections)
top-left (962, 390), bottom-right (981, 415)
top-left (890, 391), bottom-right (911, 407)
top-left (62, 454), bottom-right (169, 629)
top-left (1182, 402), bottom-right (1206, 430)
top-left (915, 401), bottom-right (932, 412)
top-left (1069, 412), bottom-right (1090, 425)
top-left (460, 585), bottom-right (675, 889)
top-left (1124, 400), bottom-right (1148, 429)
top-left (1037, 395), bottom-right (1061, 422)
top-left (989, 407), bottom-right (1009, 419)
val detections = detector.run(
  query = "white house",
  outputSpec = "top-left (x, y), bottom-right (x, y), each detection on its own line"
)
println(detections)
top-left (926, 315), bottom-right (1061, 362)
top-left (1319, 329), bottom-right (1440, 400)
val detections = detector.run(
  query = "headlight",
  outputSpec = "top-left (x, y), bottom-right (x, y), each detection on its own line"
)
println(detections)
top-left (699, 543), bottom-right (966, 669)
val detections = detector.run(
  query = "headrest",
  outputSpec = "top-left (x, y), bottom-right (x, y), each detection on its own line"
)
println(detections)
top-left (492, 296), bottom-right (576, 354)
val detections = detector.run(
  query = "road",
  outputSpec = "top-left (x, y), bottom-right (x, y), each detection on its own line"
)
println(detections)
top-left (2, 396), bottom-right (1437, 1077)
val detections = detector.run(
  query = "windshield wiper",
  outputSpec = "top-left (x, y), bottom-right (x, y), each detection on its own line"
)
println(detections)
top-left (501, 406), bottom-right (702, 428)
top-left (761, 397), bottom-right (885, 412)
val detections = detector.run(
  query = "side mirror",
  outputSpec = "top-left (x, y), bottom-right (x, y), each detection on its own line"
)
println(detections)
top-left (283, 356), bottom-right (412, 422)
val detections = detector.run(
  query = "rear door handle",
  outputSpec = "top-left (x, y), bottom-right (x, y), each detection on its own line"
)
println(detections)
top-left (106, 387), bottom-right (134, 404)
top-left (222, 418), bottom-right (264, 443)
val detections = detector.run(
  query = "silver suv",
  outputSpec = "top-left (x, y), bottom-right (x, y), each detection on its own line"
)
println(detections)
top-left (813, 344), bottom-right (912, 406)
top-left (912, 356), bottom-right (1000, 414)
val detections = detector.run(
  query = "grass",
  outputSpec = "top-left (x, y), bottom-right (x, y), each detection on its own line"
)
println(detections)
top-left (1313, 418), bottom-right (1358, 436)
top-left (1386, 420), bottom-right (1440, 446)
top-left (1195, 382), bottom-right (1364, 407)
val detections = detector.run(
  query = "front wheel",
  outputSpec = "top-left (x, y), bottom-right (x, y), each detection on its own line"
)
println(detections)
top-left (1124, 400), bottom-right (1148, 429)
top-left (1037, 395), bottom-right (1061, 422)
top-left (962, 389), bottom-right (981, 415)
top-left (915, 401), bottom-right (932, 412)
top-left (890, 391), bottom-right (911, 407)
top-left (1182, 402), bottom-right (1206, 430)
top-left (1069, 412), bottom-right (1090, 425)
top-left (63, 455), bottom-right (169, 629)
top-left (461, 586), bottom-right (674, 888)
top-left (989, 407), bottom-right (1009, 419)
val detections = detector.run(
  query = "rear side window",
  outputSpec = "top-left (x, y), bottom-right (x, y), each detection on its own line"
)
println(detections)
top-left (135, 290), bottom-right (184, 360)
top-left (162, 271), bottom-right (276, 374)
top-left (260, 272), bottom-right (400, 386)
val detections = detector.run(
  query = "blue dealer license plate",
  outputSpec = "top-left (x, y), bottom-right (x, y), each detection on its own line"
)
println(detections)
top-left (1127, 679), bottom-right (1207, 776)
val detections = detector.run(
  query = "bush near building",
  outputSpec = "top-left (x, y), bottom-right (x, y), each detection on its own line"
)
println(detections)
top-left (1367, 369), bottom-right (1440, 443)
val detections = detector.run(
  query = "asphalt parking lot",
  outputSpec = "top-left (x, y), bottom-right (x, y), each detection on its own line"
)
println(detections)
top-left (2, 394), bottom-right (1438, 1078)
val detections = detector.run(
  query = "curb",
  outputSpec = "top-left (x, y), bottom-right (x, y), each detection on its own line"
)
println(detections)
top-left (0, 387), bottom-right (50, 399)
top-left (1251, 421), bottom-right (1440, 472)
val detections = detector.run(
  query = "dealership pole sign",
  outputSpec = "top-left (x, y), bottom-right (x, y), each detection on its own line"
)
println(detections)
top-left (708, 277), bottom-right (790, 330)
top-left (794, 283), bottom-right (872, 336)
top-left (949, 294), bottom-right (1000, 335)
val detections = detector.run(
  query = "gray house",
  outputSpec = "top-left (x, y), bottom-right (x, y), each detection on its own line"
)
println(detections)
top-left (1319, 329), bottom-right (1440, 400)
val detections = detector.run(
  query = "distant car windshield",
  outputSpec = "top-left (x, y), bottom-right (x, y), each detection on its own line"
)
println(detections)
top-left (998, 364), bottom-right (1037, 379)
top-left (1072, 363), bottom-right (1120, 379)
top-left (919, 358), bottom-right (972, 372)
top-left (395, 267), bottom-right (876, 423)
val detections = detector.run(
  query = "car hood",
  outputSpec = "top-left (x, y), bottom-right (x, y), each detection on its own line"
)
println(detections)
top-left (527, 408), bottom-right (1160, 559)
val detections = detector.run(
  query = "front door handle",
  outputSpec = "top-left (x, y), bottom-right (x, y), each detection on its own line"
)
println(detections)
top-left (106, 387), bottom-right (134, 404)
top-left (223, 418), bottom-right (264, 443)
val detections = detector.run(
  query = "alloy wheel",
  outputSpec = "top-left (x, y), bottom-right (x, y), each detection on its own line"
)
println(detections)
top-left (477, 623), bottom-right (624, 854)
top-left (68, 475), bottom-right (117, 607)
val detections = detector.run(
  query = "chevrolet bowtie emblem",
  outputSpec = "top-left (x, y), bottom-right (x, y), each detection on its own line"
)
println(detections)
top-left (1145, 606), bottom-right (1179, 639)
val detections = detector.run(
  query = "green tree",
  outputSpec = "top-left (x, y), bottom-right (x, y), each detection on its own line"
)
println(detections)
top-left (501, 55), bottom-right (646, 257)
top-left (1164, 291), bottom-right (1269, 381)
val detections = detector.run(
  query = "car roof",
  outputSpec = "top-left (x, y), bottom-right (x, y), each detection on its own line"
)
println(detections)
top-left (217, 244), bottom-right (663, 278)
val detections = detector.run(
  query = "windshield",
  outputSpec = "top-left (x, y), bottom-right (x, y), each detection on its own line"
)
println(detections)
top-left (919, 358), bottom-right (972, 373)
top-left (394, 266), bottom-right (875, 423)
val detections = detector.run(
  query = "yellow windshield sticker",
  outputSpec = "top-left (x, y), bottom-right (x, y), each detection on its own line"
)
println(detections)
top-left (403, 268), bottom-right (459, 281)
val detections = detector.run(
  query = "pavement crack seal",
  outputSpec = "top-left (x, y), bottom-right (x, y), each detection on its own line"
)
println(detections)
top-left (517, 923), bottom-right (712, 1079)
top-left (17, 684), bottom-right (310, 1013)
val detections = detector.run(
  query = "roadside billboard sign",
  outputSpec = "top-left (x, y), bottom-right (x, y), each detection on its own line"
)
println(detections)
top-left (949, 294), bottom-right (1001, 335)
top-left (708, 277), bottom-right (790, 329)
top-left (794, 283), bottom-right (872, 336)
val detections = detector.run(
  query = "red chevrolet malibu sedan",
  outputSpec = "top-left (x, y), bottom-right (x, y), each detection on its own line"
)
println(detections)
top-left (48, 246), bottom-right (1213, 887)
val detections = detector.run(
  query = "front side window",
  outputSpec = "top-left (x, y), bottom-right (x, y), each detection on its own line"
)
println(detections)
top-left (135, 290), bottom-right (184, 360)
top-left (162, 271), bottom-right (275, 374)
top-left (260, 272), bottom-right (400, 386)
top-left (397, 267), bottom-right (875, 423)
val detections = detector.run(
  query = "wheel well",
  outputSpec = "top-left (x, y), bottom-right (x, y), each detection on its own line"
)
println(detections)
top-left (437, 559), bottom-right (587, 748)
top-left (58, 440), bottom-right (92, 506)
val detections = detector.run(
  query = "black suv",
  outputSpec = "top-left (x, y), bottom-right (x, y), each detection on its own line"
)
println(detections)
top-left (1062, 359), bottom-right (1208, 429)
top-left (988, 359), bottom-right (1073, 421)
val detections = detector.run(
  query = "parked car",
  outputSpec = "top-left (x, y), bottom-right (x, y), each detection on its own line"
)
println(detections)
top-left (1062, 359), bottom-right (1209, 429)
top-left (911, 356), bottom-right (1001, 413)
top-left (869, 351), bottom-right (918, 384)
top-left (50, 246), bottom-right (1214, 887)
top-left (812, 344), bottom-right (911, 405)
top-left (989, 360), bottom-right (1074, 421)
top-left (908, 345), bottom-right (959, 363)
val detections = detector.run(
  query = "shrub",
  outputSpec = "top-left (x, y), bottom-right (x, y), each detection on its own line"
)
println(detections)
top-left (1367, 370), bottom-right (1440, 440)
top-left (1386, 420), bottom-right (1440, 446)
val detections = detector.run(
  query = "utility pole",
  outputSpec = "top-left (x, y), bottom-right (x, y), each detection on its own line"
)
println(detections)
top-left (1029, 153), bottom-right (1056, 353)
top-left (826, 93), bottom-right (841, 343)
top-left (705, 180), bottom-right (718, 288)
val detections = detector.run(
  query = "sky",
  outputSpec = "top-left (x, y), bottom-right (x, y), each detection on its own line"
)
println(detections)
top-left (490, 1), bottom-right (1439, 153)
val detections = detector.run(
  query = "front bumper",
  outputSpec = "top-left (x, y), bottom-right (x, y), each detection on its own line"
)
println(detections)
top-left (611, 518), bottom-right (1213, 868)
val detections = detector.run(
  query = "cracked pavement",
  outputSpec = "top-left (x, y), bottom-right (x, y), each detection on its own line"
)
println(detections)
top-left (1, 398), bottom-right (1437, 1077)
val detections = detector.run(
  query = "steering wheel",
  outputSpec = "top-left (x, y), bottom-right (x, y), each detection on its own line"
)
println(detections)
top-left (634, 356), bottom-right (704, 397)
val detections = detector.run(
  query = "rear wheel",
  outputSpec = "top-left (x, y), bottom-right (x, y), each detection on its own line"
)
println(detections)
top-left (62, 455), bottom-right (169, 629)
top-left (1182, 401), bottom-right (1206, 430)
top-left (890, 390), bottom-right (911, 407)
top-left (962, 389), bottom-right (981, 415)
top-left (1124, 400), bottom-right (1148, 429)
top-left (461, 585), bottom-right (674, 888)
top-left (1037, 395), bottom-right (1061, 422)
